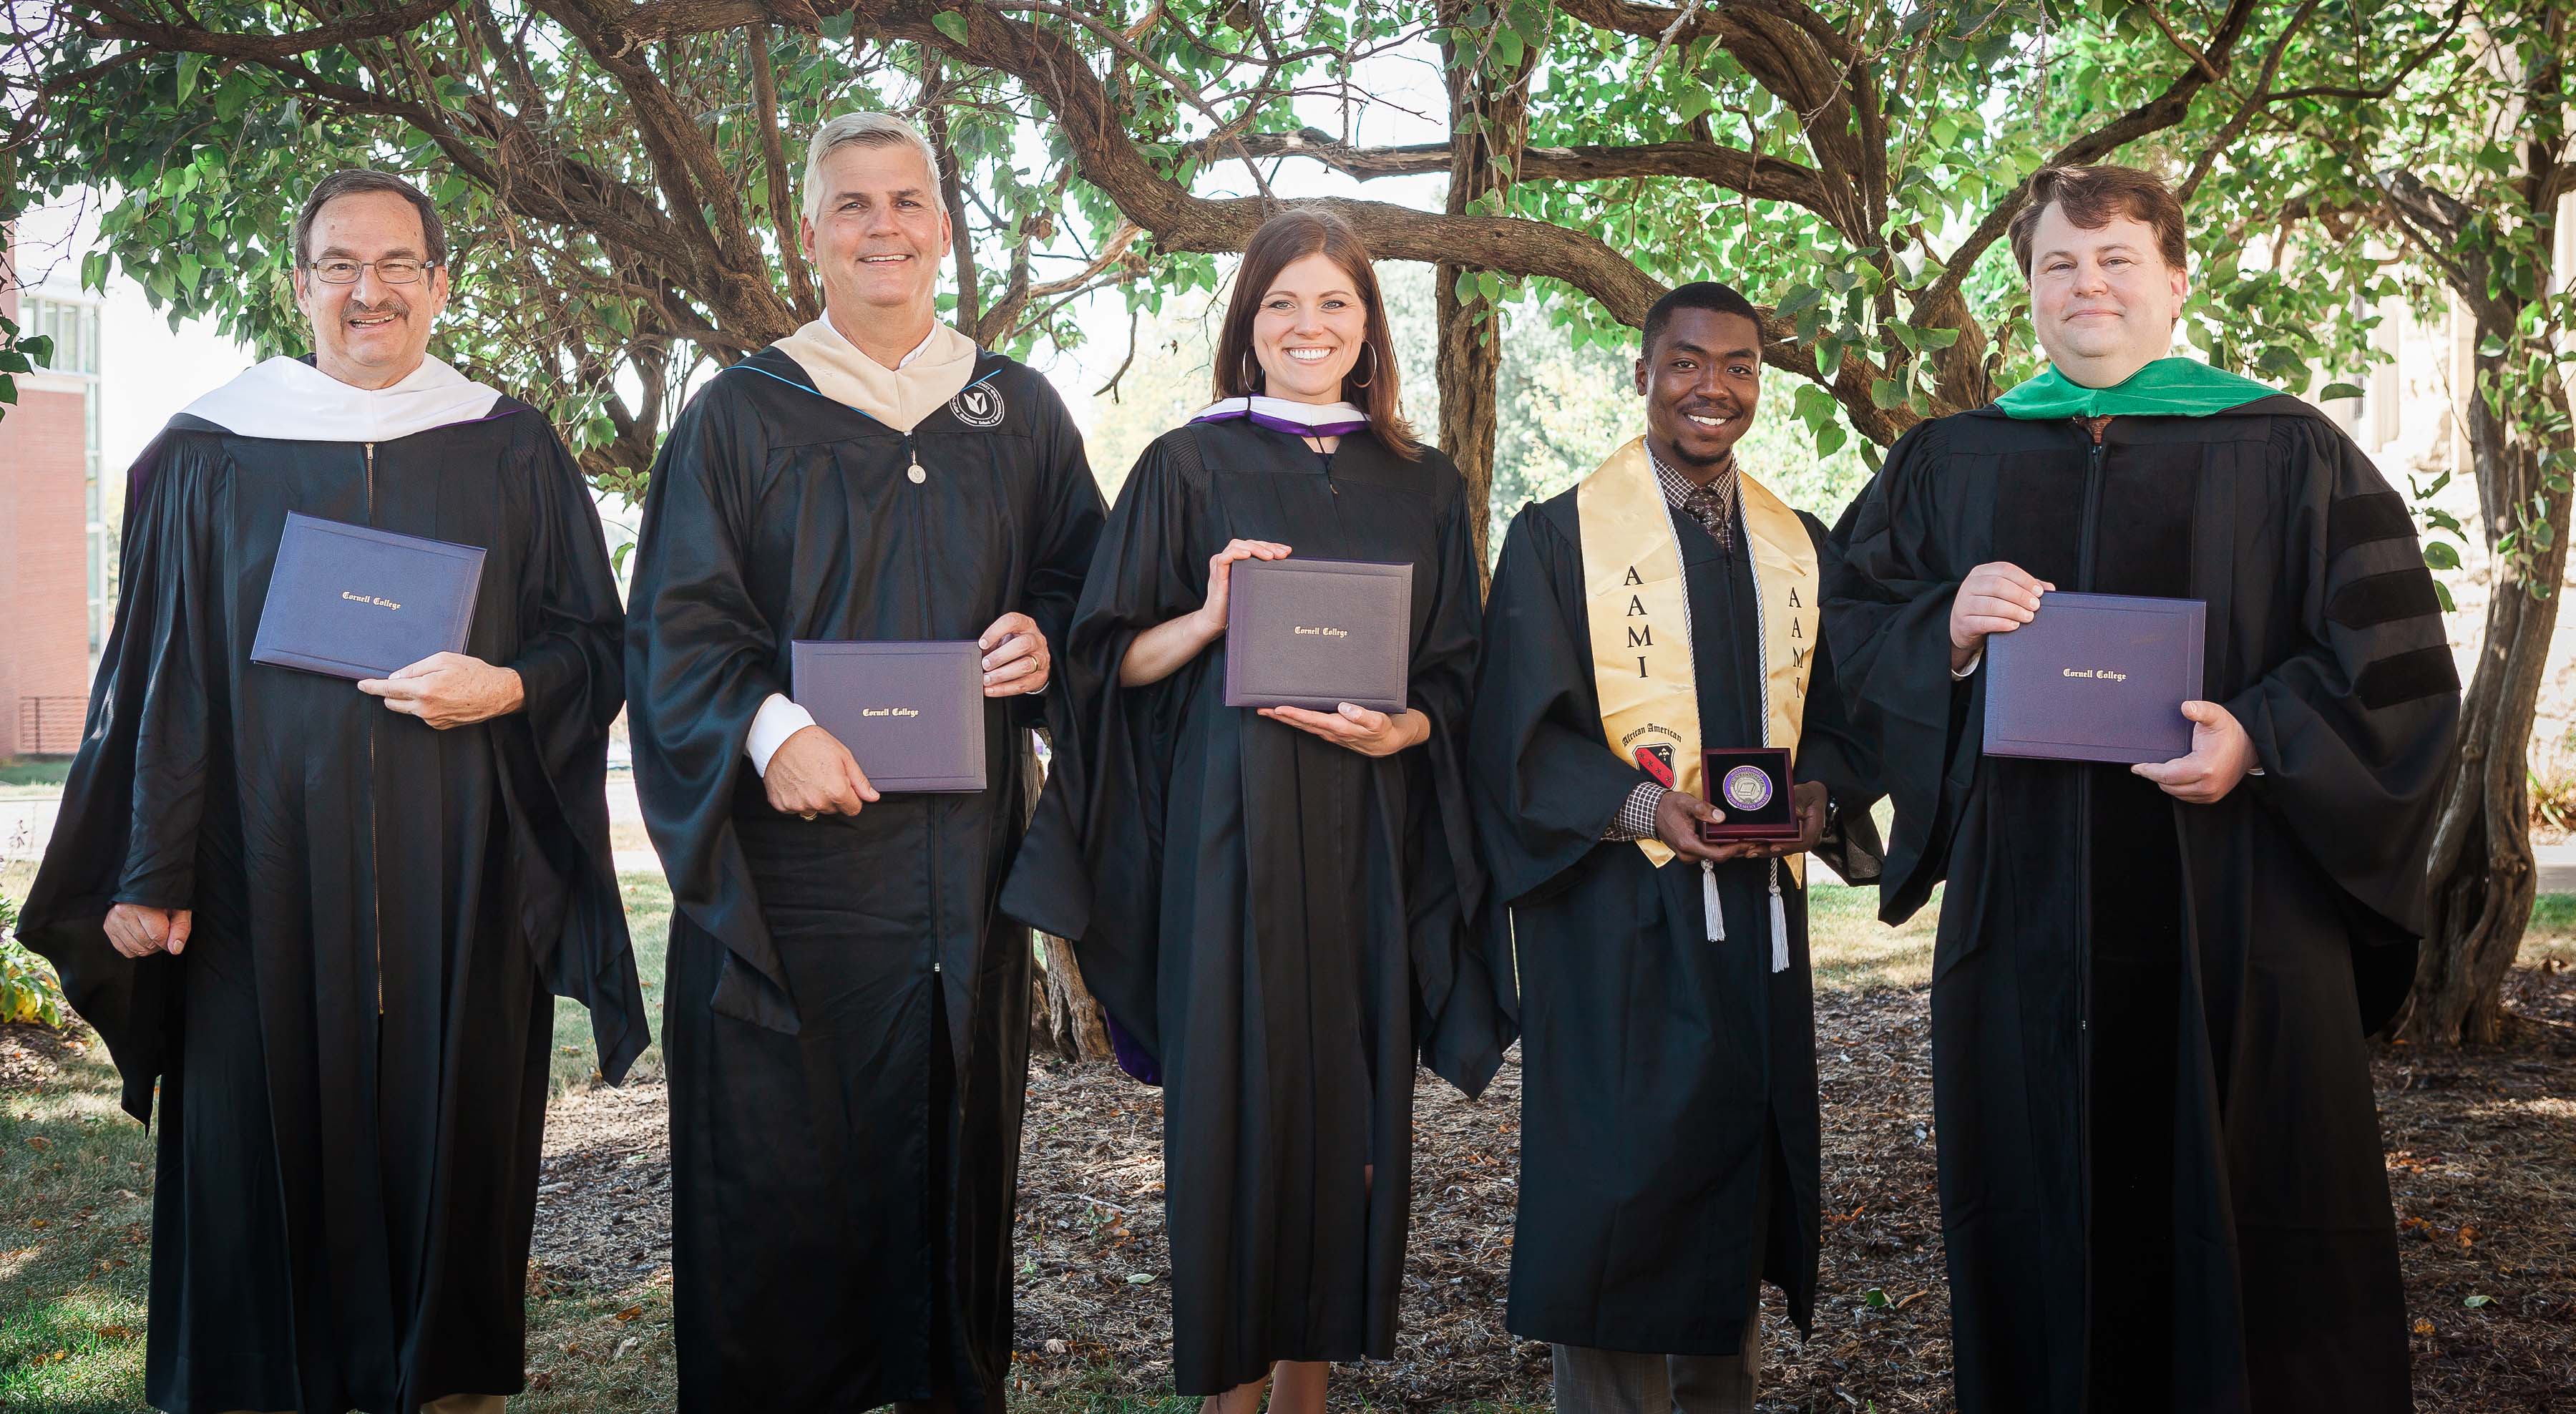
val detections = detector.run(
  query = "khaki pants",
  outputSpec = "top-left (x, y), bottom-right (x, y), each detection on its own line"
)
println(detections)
top-left (1550, 1138), bottom-right (1780, 1414)
top-left (1550, 1300), bottom-right (1762, 1414)
top-left (223, 1397), bottom-right (503, 1414)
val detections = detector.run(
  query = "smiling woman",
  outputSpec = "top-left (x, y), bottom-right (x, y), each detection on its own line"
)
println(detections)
top-left (1005, 208), bottom-right (1505, 1414)
top-left (1209, 210), bottom-right (1418, 459)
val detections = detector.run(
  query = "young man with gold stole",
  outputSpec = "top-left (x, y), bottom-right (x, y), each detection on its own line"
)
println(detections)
top-left (1466, 281), bottom-right (1883, 1414)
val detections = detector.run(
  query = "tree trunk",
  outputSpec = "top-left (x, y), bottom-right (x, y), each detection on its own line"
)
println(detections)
top-left (1032, 932), bottom-right (1112, 1060)
top-left (1433, 270), bottom-right (1503, 573)
top-left (1018, 733), bottom-right (1111, 1062)
top-left (1435, 9), bottom-right (1540, 577)
top-left (2391, 47), bottom-right (2572, 1047)
top-left (2399, 341), bottom-right (2572, 1046)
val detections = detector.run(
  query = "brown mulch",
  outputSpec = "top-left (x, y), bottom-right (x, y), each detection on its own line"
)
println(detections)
top-left (528, 1075), bottom-right (674, 1294)
top-left (110, 965), bottom-right (2569, 1412)
top-left (1005, 987), bottom-right (1955, 1412)
top-left (0, 1018), bottom-right (92, 1093)
top-left (2377, 962), bottom-right (2576, 1411)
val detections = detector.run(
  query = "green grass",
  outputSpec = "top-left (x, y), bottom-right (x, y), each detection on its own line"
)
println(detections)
top-left (0, 759), bottom-right (72, 799)
top-left (0, 1036), bottom-right (156, 1413)
top-left (2520, 892), bottom-right (2576, 968)
top-left (516, 1277), bottom-right (677, 1413)
top-left (1810, 879), bottom-right (1940, 990)
top-left (548, 874), bottom-right (672, 1096)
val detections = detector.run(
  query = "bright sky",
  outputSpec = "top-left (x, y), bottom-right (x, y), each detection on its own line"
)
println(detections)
top-left (14, 40), bottom-right (1455, 478)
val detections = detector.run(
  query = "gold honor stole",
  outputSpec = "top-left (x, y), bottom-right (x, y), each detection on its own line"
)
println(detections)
top-left (1576, 438), bottom-right (1818, 962)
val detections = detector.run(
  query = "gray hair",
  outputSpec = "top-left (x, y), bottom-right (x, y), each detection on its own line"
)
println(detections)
top-left (801, 112), bottom-right (943, 224)
top-left (294, 169), bottom-right (448, 270)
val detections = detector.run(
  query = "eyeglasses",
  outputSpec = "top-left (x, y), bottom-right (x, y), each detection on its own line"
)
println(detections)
top-left (306, 258), bottom-right (435, 285)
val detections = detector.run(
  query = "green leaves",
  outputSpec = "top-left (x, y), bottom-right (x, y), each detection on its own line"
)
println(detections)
top-left (0, 902), bottom-right (66, 1030)
top-left (932, 11), bottom-right (970, 45)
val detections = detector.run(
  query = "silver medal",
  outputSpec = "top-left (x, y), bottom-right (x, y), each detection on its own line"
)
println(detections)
top-left (907, 463), bottom-right (927, 484)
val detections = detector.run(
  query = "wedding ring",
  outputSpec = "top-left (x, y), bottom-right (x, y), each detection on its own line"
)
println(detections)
top-left (801, 811), bottom-right (817, 821)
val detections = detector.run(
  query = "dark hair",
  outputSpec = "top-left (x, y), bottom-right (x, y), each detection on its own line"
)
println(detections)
top-left (293, 169), bottom-right (448, 270)
top-left (1641, 281), bottom-right (1762, 361)
top-left (1212, 209), bottom-right (1418, 458)
top-left (2007, 163), bottom-right (2188, 277)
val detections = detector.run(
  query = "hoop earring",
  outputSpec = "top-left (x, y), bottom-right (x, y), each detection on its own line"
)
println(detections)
top-left (1239, 350), bottom-right (1264, 395)
top-left (1346, 345), bottom-right (1375, 391)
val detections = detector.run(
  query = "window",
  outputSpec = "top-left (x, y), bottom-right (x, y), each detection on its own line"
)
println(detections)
top-left (15, 291), bottom-right (111, 653)
top-left (20, 294), bottom-right (99, 375)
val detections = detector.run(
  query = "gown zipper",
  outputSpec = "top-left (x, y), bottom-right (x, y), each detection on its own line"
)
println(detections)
top-left (366, 442), bottom-right (384, 1015)
top-left (904, 431), bottom-right (942, 977)
top-left (2072, 416), bottom-right (2108, 1385)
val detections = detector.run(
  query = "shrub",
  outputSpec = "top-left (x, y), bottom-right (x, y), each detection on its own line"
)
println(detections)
top-left (0, 890), bottom-right (68, 1029)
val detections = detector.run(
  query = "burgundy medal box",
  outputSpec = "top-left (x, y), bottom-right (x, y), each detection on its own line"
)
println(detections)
top-left (1697, 746), bottom-right (1797, 842)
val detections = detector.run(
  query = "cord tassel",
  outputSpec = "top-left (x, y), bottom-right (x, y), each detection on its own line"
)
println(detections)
top-left (1703, 860), bottom-right (1724, 942)
top-left (1768, 859), bottom-right (1790, 973)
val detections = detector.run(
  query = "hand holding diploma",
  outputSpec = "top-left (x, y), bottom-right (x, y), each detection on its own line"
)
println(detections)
top-left (1118, 538), bottom-right (1292, 687)
top-left (766, 726), bottom-right (881, 818)
top-left (1950, 561), bottom-right (2055, 673)
top-left (1258, 701), bottom-right (1430, 757)
top-left (358, 651), bottom-right (525, 728)
top-left (2132, 700), bottom-right (2256, 804)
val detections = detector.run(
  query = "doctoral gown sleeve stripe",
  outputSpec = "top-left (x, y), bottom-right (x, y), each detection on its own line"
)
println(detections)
top-left (2221, 413), bottom-right (2459, 946)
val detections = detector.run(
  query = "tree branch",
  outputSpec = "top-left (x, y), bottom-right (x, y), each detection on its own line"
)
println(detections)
top-left (1915, 0), bottom-right (2262, 318)
top-left (77, 0), bottom-right (464, 59)
top-left (1179, 126), bottom-right (1833, 213)
top-left (791, 0), bottom-right (1675, 325)
top-left (747, 23), bottom-right (819, 321)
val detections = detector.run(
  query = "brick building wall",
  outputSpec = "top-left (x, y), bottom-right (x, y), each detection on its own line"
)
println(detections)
top-left (0, 243), bottom-right (102, 757)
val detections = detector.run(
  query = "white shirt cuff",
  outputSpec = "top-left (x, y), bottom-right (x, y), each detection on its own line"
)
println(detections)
top-left (746, 693), bottom-right (816, 776)
top-left (1951, 649), bottom-right (1983, 680)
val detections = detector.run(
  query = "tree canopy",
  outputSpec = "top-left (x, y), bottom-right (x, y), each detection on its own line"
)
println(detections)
top-left (1, 0), bottom-right (2469, 486)
top-left (9, 0), bottom-right (2575, 1041)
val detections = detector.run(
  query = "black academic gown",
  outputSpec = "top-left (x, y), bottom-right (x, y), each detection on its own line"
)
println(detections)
top-left (17, 401), bottom-right (644, 1414)
top-left (1468, 487), bottom-right (1881, 1357)
top-left (625, 344), bottom-right (1105, 1414)
top-left (1824, 398), bottom-right (2459, 1414)
top-left (1002, 419), bottom-right (1501, 1395)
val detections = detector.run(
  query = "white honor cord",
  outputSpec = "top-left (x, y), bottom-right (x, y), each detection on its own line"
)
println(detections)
top-left (1768, 859), bottom-right (1790, 973)
top-left (1703, 860), bottom-right (1724, 942)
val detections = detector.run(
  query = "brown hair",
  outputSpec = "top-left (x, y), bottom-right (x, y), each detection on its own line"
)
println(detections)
top-left (1212, 209), bottom-right (1418, 458)
top-left (295, 169), bottom-right (448, 270)
top-left (2006, 164), bottom-right (2188, 278)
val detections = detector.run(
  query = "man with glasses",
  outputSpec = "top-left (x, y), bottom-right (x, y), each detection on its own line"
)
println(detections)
top-left (21, 167), bottom-right (645, 1414)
